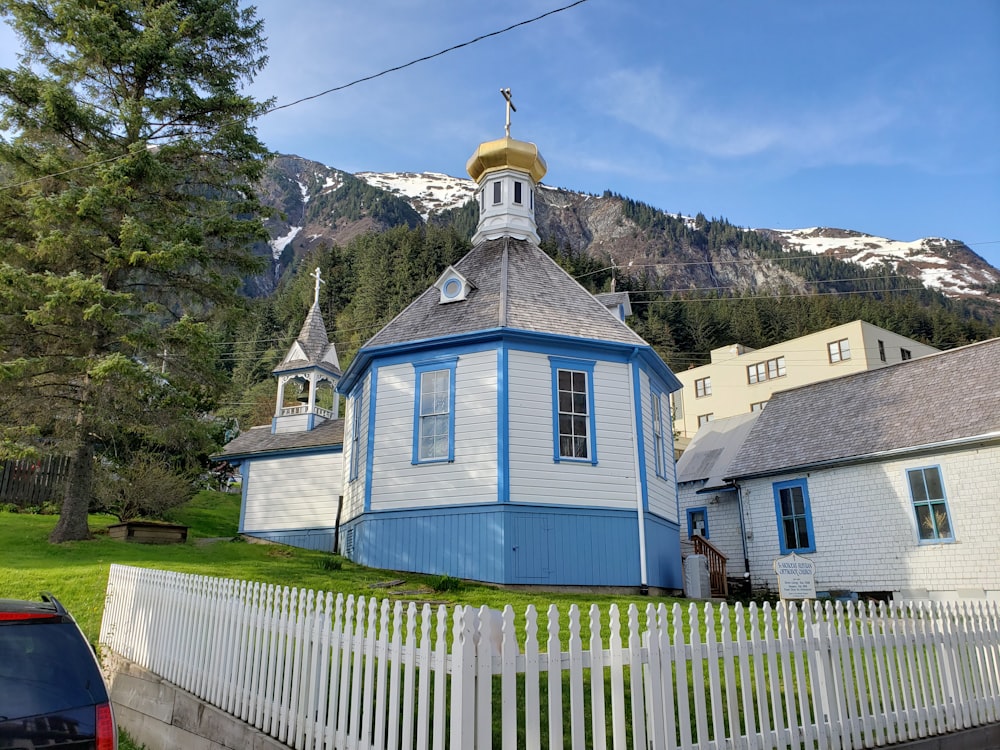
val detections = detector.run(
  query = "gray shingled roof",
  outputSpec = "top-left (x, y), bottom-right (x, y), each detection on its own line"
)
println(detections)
top-left (364, 238), bottom-right (647, 349)
top-left (676, 412), bottom-right (760, 488)
top-left (214, 418), bottom-right (344, 460)
top-left (726, 338), bottom-right (1000, 479)
top-left (274, 303), bottom-right (341, 375)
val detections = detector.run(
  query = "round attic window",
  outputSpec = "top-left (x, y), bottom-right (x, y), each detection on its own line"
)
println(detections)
top-left (443, 277), bottom-right (462, 299)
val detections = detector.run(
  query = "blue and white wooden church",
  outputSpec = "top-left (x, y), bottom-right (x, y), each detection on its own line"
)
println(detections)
top-left (336, 96), bottom-right (684, 588)
top-left (215, 269), bottom-right (346, 551)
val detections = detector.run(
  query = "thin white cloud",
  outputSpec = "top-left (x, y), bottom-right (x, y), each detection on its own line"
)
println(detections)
top-left (593, 66), bottom-right (901, 166)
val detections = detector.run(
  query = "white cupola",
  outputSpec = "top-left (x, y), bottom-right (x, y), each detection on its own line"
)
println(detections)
top-left (466, 89), bottom-right (547, 245)
top-left (271, 267), bottom-right (342, 434)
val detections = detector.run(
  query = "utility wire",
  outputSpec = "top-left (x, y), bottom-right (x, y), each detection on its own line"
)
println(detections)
top-left (264, 0), bottom-right (590, 115)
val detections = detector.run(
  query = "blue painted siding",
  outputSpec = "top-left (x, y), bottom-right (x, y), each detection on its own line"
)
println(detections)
top-left (340, 503), bottom-right (682, 588)
top-left (644, 513), bottom-right (683, 589)
top-left (244, 526), bottom-right (338, 552)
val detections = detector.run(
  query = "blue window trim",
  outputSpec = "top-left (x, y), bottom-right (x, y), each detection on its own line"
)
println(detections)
top-left (772, 478), bottom-right (816, 554)
top-left (348, 383), bottom-right (362, 482)
top-left (363, 370), bottom-right (378, 512)
top-left (906, 464), bottom-right (955, 544)
top-left (548, 356), bottom-right (598, 465)
top-left (650, 384), bottom-right (670, 480)
top-left (686, 506), bottom-right (709, 539)
top-left (412, 356), bottom-right (458, 464)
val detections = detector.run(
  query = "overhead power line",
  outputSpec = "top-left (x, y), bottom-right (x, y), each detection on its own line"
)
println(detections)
top-left (264, 0), bottom-right (591, 115)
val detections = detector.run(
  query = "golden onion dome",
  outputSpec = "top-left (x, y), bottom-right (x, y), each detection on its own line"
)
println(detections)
top-left (466, 136), bottom-right (547, 184)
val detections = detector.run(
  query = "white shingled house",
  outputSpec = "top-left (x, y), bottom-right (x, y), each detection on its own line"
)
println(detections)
top-left (678, 337), bottom-right (1000, 600)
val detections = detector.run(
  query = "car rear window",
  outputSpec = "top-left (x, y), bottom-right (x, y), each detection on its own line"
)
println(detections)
top-left (0, 622), bottom-right (109, 721)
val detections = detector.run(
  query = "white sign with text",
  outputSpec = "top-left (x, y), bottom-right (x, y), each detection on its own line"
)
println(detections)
top-left (773, 552), bottom-right (816, 600)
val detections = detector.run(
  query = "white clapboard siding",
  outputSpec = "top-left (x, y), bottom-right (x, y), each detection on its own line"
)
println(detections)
top-left (243, 454), bottom-right (343, 531)
top-left (507, 350), bottom-right (638, 509)
top-left (369, 351), bottom-right (499, 509)
top-left (102, 564), bottom-right (1000, 750)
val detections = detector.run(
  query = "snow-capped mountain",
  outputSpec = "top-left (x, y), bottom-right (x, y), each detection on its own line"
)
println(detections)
top-left (355, 171), bottom-right (474, 220)
top-left (252, 154), bottom-right (1000, 308)
top-left (764, 227), bottom-right (999, 298)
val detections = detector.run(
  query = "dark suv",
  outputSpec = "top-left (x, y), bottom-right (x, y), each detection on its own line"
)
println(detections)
top-left (0, 594), bottom-right (116, 749)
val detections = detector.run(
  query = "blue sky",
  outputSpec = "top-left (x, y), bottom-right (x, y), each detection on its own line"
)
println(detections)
top-left (2, 1), bottom-right (999, 267)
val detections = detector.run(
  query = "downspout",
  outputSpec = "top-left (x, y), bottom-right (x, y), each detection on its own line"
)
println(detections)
top-left (736, 484), bottom-right (751, 592)
top-left (626, 347), bottom-right (649, 594)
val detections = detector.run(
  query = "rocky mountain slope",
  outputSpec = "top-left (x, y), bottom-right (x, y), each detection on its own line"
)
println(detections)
top-left (253, 154), bottom-right (1000, 309)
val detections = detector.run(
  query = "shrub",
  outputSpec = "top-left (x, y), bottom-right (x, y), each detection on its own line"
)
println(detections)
top-left (432, 575), bottom-right (461, 593)
top-left (92, 453), bottom-right (196, 522)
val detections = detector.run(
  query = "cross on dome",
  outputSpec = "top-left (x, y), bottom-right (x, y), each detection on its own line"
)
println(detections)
top-left (501, 88), bottom-right (516, 138)
top-left (310, 266), bottom-right (325, 306)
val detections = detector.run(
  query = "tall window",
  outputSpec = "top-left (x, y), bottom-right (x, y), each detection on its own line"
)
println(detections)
top-left (549, 357), bottom-right (597, 464)
top-left (651, 390), bottom-right (667, 478)
top-left (513, 180), bottom-right (523, 205)
top-left (349, 387), bottom-right (362, 481)
top-left (492, 181), bottom-right (502, 204)
top-left (748, 356), bottom-right (786, 384)
top-left (695, 377), bottom-right (712, 398)
top-left (878, 340), bottom-right (886, 362)
top-left (412, 359), bottom-right (457, 464)
top-left (828, 338), bottom-right (851, 363)
top-left (907, 466), bottom-right (953, 541)
top-left (773, 478), bottom-right (815, 553)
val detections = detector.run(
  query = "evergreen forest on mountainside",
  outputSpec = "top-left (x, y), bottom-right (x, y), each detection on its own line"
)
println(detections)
top-left (213, 212), bottom-right (999, 432)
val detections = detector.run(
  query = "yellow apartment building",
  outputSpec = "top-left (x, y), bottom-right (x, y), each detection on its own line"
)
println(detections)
top-left (672, 320), bottom-right (939, 445)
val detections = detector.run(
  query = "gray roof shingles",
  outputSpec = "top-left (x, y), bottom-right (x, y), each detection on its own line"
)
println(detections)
top-left (726, 338), bottom-right (1000, 479)
top-left (274, 303), bottom-right (341, 375)
top-left (215, 418), bottom-right (344, 459)
top-left (365, 238), bottom-right (647, 349)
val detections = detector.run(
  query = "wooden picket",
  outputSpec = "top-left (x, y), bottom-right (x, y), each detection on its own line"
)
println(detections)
top-left (100, 564), bottom-right (1000, 749)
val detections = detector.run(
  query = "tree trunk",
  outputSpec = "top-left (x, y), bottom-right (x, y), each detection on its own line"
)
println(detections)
top-left (48, 436), bottom-right (94, 543)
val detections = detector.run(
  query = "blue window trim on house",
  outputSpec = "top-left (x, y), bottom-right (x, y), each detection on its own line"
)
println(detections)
top-left (363, 370), bottom-right (378, 513)
top-left (548, 356), bottom-right (598, 465)
top-left (906, 465), bottom-right (955, 544)
top-left (650, 384), bottom-right (670, 480)
top-left (412, 357), bottom-right (458, 464)
top-left (630, 358), bottom-right (649, 511)
top-left (686, 506), bottom-right (709, 539)
top-left (772, 478), bottom-right (816, 554)
top-left (348, 383), bottom-right (362, 482)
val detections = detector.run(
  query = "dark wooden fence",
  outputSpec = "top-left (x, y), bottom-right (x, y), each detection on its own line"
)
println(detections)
top-left (0, 456), bottom-right (70, 506)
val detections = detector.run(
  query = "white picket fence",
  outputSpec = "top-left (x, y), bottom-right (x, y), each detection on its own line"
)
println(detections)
top-left (99, 564), bottom-right (1000, 749)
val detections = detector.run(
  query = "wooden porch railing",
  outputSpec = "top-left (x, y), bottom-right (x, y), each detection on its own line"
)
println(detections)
top-left (692, 535), bottom-right (728, 598)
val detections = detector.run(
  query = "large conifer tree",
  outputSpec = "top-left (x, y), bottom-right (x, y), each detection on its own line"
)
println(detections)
top-left (0, 0), bottom-right (271, 541)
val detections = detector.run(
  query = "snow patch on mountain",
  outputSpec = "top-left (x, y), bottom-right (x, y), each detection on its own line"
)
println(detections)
top-left (768, 227), bottom-right (999, 297)
top-left (356, 171), bottom-right (475, 220)
top-left (269, 225), bottom-right (302, 260)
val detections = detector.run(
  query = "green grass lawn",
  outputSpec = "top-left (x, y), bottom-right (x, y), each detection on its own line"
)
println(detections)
top-left (0, 490), bottom-right (686, 646)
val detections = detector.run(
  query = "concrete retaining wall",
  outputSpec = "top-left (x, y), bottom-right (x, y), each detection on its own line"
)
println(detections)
top-left (103, 651), bottom-right (289, 750)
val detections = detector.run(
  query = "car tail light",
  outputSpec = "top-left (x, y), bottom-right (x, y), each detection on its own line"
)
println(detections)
top-left (0, 611), bottom-right (61, 622)
top-left (96, 702), bottom-right (117, 750)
